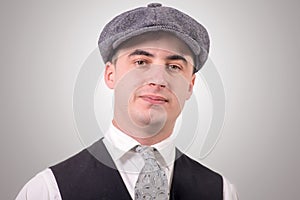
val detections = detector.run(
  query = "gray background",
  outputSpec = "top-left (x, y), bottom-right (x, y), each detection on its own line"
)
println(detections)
top-left (1, 0), bottom-right (299, 199)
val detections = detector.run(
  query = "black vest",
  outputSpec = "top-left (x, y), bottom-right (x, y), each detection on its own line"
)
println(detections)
top-left (51, 139), bottom-right (223, 200)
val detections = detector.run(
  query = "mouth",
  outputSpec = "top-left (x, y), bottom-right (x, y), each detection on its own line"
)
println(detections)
top-left (139, 94), bottom-right (168, 105)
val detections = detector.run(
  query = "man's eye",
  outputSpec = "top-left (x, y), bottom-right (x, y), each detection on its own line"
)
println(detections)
top-left (167, 64), bottom-right (182, 72)
top-left (134, 60), bottom-right (147, 66)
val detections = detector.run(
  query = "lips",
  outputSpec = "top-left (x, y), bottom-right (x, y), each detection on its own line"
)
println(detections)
top-left (139, 94), bottom-right (168, 104)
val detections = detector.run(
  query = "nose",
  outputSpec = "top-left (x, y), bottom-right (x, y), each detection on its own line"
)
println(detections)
top-left (149, 82), bottom-right (166, 88)
top-left (146, 65), bottom-right (168, 88)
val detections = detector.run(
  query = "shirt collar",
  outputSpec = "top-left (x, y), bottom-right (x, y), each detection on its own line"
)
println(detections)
top-left (152, 133), bottom-right (175, 168)
top-left (104, 123), bottom-right (140, 160)
top-left (104, 123), bottom-right (176, 167)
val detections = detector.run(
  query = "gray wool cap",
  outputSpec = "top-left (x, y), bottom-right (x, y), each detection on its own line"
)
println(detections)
top-left (98, 3), bottom-right (210, 72)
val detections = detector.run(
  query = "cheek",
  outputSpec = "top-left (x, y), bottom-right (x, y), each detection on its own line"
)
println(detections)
top-left (114, 68), bottom-right (145, 107)
top-left (167, 75), bottom-right (191, 110)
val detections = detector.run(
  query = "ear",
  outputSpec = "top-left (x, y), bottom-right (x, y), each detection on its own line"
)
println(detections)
top-left (104, 62), bottom-right (115, 89)
top-left (186, 74), bottom-right (196, 100)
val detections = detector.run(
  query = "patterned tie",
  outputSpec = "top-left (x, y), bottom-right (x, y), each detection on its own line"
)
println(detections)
top-left (134, 145), bottom-right (169, 200)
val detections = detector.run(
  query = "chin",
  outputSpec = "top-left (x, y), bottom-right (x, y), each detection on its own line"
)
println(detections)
top-left (129, 108), bottom-right (167, 135)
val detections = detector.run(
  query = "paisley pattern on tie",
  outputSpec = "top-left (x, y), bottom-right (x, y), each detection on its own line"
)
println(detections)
top-left (134, 146), bottom-right (169, 200)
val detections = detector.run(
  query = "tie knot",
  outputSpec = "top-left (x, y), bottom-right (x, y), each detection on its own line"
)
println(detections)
top-left (135, 145), bottom-right (156, 160)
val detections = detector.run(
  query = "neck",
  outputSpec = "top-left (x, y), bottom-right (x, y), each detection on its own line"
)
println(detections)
top-left (112, 120), bottom-right (174, 145)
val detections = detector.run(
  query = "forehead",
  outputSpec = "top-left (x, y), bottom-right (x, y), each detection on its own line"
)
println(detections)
top-left (113, 32), bottom-right (194, 60)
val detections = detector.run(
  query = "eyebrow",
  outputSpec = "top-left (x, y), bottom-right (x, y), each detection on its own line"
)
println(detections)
top-left (166, 55), bottom-right (188, 64)
top-left (128, 49), bottom-right (154, 57)
top-left (128, 49), bottom-right (188, 64)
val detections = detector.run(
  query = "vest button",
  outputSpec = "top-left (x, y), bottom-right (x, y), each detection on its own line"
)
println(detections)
top-left (147, 3), bottom-right (162, 8)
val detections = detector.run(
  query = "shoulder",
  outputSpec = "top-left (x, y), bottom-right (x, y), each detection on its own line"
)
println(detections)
top-left (16, 168), bottom-right (61, 200)
top-left (50, 148), bottom-right (91, 172)
top-left (174, 149), bottom-right (222, 179)
top-left (223, 176), bottom-right (239, 200)
top-left (50, 139), bottom-right (114, 175)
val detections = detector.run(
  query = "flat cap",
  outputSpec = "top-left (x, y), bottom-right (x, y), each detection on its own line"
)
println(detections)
top-left (98, 3), bottom-right (210, 72)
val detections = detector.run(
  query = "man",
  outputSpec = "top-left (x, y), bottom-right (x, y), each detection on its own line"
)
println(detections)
top-left (16, 3), bottom-right (238, 200)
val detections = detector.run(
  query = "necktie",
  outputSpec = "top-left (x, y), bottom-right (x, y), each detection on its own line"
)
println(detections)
top-left (134, 146), bottom-right (169, 200)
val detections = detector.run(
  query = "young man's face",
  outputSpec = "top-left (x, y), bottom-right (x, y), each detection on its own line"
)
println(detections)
top-left (104, 32), bottom-right (196, 143)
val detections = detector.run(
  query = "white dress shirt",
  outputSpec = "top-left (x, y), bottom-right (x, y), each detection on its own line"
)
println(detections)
top-left (16, 123), bottom-right (239, 200)
top-left (103, 124), bottom-right (176, 198)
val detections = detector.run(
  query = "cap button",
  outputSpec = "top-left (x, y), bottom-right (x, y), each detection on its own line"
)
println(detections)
top-left (147, 3), bottom-right (162, 8)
